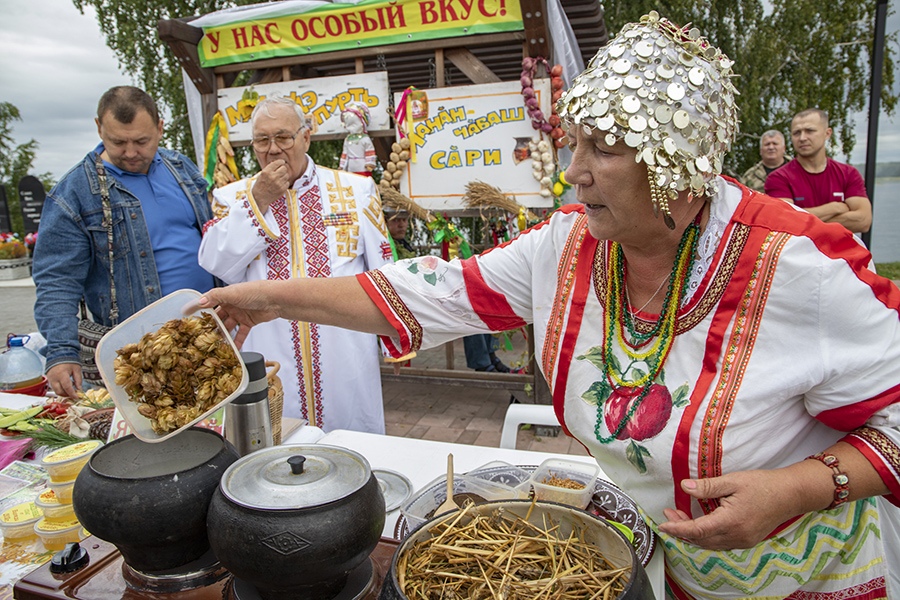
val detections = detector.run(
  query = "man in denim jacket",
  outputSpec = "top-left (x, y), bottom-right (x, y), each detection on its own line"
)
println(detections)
top-left (32, 86), bottom-right (215, 397)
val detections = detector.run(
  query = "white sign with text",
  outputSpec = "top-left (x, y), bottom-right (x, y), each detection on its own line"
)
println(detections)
top-left (218, 71), bottom-right (392, 142)
top-left (395, 79), bottom-right (553, 211)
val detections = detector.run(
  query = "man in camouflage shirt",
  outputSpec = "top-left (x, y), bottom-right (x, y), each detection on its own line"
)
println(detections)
top-left (741, 129), bottom-right (790, 192)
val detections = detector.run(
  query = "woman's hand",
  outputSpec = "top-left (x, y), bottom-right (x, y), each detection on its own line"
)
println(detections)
top-left (658, 469), bottom-right (805, 550)
top-left (191, 282), bottom-right (280, 348)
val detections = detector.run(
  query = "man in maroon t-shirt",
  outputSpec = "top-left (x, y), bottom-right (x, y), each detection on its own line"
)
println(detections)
top-left (765, 108), bottom-right (871, 233)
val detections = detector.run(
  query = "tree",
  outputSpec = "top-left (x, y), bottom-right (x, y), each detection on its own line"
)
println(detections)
top-left (0, 102), bottom-right (54, 235)
top-left (77, 0), bottom-right (896, 179)
top-left (72, 1), bottom-right (253, 158)
top-left (73, 0), bottom-right (343, 174)
top-left (601, 0), bottom-right (897, 176)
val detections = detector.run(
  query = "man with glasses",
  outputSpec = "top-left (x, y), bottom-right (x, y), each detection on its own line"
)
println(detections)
top-left (199, 96), bottom-right (394, 434)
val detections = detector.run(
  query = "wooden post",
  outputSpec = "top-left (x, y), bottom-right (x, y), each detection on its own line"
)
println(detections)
top-left (444, 340), bottom-right (455, 369)
top-left (519, 0), bottom-right (550, 59)
top-left (435, 48), bottom-right (445, 88)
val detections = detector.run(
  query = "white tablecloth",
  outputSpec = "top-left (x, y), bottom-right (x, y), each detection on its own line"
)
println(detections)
top-left (295, 429), bottom-right (665, 599)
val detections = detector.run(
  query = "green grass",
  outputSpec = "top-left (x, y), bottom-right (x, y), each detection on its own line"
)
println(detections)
top-left (875, 262), bottom-right (900, 280)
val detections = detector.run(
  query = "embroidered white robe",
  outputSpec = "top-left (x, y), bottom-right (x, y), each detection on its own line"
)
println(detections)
top-left (200, 159), bottom-right (393, 433)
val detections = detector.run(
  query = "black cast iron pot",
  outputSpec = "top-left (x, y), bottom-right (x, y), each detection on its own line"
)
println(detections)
top-left (380, 500), bottom-right (655, 600)
top-left (207, 444), bottom-right (385, 600)
top-left (72, 428), bottom-right (239, 573)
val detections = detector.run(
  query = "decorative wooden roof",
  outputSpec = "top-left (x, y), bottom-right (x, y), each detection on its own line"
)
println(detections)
top-left (158, 0), bottom-right (608, 103)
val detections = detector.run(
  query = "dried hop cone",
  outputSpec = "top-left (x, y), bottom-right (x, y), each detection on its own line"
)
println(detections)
top-left (113, 313), bottom-right (241, 434)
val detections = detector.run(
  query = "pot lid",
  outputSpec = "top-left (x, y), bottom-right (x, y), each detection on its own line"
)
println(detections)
top-left (220, 444), bottom-right (371, 510)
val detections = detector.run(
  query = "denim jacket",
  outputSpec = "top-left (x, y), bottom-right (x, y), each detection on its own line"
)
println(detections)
top-left (32, 148), bottom-right (214, 369)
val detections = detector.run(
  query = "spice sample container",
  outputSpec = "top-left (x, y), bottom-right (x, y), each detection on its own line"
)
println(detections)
top-left (34, 516), bottom-right (84, 551)
top-left (40, 440), bottom-right (102, 483)
top-left (35, 488), bottom-right (76, 521)
top-left (529, 458), bottom-right (600, 509)
top-left (0, 501), bottom-right (43, 540)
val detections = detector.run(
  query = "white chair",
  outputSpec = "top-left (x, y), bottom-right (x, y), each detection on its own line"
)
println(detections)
top-left (499, 403), bottom-right (560, 449)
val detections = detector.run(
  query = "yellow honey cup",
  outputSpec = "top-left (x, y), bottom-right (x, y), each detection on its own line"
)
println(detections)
top-left (47, 478), bottom-right (76, 504)
top-left (34, 516), bottom-right (82, 551)
top-left (1, 501), bottom-right (43, 540)
top-left (34, 488), bottom-right (76, 522)
top-left (41, 440), bottom-right (102, 484)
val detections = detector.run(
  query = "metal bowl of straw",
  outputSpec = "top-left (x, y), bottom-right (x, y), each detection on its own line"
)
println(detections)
top-left (379, 499), bottom-right (654, 600)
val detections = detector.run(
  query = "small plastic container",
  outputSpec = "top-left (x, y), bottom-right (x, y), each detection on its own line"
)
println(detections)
top-left (47, 478), bottom-right (76, 504)
top-left (95, 289), bottom-right (248, 443)
top-left (401, 473), bottom-right (527, 532)
top-left (467, 461), bottom-right (533, 489)
top-left (0, 501), bottom-right (43, 540)
top-left (41, 440), bottom-right (102, 483)
top-left (34, 516), bottom-right (83, 551)
top-left (34, 488), bottom-right (76, 522)
top-left (528, 458), bottom-right (600, 509)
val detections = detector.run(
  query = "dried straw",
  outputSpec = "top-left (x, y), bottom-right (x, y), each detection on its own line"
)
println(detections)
top-left (463, 181), bottom-right (539, 222)
top-left (399, 502), bottom-right (630, 599)
top-left (380, 186), bottom-right (432, 222)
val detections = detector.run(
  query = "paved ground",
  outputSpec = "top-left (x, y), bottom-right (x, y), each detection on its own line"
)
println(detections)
top-left (0, 275), bottom-right (587, 455)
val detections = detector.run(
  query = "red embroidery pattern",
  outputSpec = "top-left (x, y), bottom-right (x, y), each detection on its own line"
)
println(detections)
top-left (849, 427), bottom-right (900, 481)
top-left (299, 186), bottom-right (332, 279)
top-left (310, 323), bottom-right (324, 426)
top-left (201, 218), bottom-right (221, 235)
top-left (380, 241), bottom-right (393, 260)
top-left (785, 576), bottom-right (886, 599)
top-left (298, 185), bottom-right (329, 427)
top-left (267, 197), bottom-right (309, 419)
top-left (289, 320), bottom-right (309, 423)
top-left (266, 198), bottom-right (291, 282)
top-left (367, 269), bottom-right (423, 352)
top-left (242, 197), bottom-right (267, 239)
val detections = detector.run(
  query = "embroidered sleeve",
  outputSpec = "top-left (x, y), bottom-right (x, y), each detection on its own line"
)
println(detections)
top-left (844, 426), bottom-right (900, 507)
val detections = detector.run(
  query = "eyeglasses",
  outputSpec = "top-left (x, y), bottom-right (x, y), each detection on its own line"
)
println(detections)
top-left (251, 127), bottom-right (304, 152)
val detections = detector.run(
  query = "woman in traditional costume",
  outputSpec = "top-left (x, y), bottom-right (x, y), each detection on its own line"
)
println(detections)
top-left (198, 12), bottom-right (900, 598)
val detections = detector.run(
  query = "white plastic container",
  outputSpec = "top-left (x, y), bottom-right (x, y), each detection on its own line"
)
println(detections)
top-left (401, 473), bottom-right (527, 532)
top-left (0, 335), bottom-right (44, 391)
top-left (528, 458), bottom-right (600, 509)
top-left (34, 516), bottom-right (85, 551)
top-left (0, 501), bottom-right (43, 540)
top-left (34, 488), bottom-right (77, 522)
top-left (41, 440), bottom-right (102, 483)
top-left (466, 461), bottom-right (533, 490)
top-left (95, 289), bottom-right (248, 443)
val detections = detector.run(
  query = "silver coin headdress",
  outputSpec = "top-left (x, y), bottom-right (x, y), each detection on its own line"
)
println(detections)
top-left (557, 11), bottom-right (740, 226)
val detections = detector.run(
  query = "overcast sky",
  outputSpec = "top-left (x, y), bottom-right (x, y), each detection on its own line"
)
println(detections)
top-left (1, 0), bottom-right (898, 182)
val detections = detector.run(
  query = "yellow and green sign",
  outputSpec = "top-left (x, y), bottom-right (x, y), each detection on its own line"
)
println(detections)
top-left (198, 0), bottom-right (523, 68)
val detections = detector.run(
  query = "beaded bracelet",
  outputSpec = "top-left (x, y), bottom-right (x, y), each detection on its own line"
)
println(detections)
top-left (807, 452), bottom-right (850, 509)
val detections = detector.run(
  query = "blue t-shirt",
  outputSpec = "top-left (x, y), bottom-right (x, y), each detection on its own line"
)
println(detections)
top-left (99, 145), bottom-right (214, 295)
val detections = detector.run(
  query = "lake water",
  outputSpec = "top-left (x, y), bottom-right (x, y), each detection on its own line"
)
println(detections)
top-left (870, 178), bottom-right (900, 263)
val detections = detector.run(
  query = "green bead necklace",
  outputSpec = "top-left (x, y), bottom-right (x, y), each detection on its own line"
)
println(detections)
top-left (593, 220), bottom-right (699, 444)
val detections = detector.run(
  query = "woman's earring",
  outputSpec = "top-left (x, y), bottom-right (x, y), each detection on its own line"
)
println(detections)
top-left (648, 170), bottom-right (676, 230)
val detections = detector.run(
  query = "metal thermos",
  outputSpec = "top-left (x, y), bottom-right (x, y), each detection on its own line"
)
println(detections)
top-left (225, 352), bottom-right (273, 456)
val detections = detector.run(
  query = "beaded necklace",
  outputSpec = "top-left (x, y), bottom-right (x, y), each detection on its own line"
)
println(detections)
top-left (594, 219), bottom-right (700, 444)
